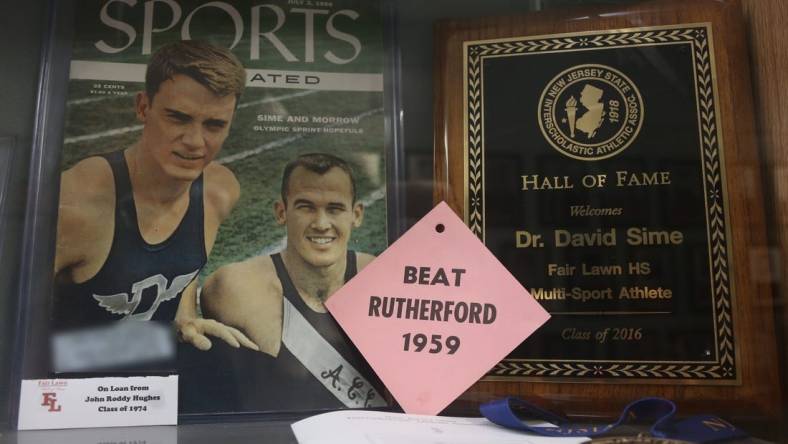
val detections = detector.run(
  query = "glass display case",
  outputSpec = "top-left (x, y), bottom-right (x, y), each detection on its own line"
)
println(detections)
top-left (0, 0), bottom-right (786, 441)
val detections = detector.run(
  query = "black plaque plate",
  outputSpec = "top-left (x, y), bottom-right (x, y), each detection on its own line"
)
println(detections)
top-left (463, 24), bottom-right (737, 382)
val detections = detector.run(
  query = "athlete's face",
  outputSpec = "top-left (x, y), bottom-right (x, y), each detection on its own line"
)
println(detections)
top-left (275, 166), bottom-right (363, 268)
top-left (135, 74), bottom-right (236, 181)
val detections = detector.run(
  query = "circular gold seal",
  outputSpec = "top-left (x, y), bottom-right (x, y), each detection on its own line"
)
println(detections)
top-left (538, 64), bottom-right (644, 161)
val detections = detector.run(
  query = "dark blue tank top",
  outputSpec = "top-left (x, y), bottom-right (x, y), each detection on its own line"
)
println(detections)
top-left (272, 250), bottom-right (361, 370)
top-left (178, 251), bottom-right (384, 414)
top-left (53, 150), bottom-right (207, 328)
top-left (266, 251), bottom-right (376, 405)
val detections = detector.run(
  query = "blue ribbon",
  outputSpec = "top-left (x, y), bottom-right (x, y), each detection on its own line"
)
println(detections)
top-left (480, 397), bottom-right (748, 443)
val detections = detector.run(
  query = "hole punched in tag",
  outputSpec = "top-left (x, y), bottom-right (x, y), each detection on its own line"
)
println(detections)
top-left (435, 223), bottom-right (445, 233)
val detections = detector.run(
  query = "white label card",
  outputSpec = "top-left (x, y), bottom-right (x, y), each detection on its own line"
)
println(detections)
top-left (17, 376), bottom-right (178, 430)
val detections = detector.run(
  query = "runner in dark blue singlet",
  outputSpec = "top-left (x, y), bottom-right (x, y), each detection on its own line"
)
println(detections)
top-left (53, 41), bottom-right (256, 351)
top-left (53, 150), bottom-right (206, 327)
top-left (183, 153), bottom-right (385, 413)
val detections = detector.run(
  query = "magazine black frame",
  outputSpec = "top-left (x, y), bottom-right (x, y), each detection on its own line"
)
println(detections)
top-left (0, 137), bottom-right (17, 257)
top-left (8, 0), bottom-right (404, 427)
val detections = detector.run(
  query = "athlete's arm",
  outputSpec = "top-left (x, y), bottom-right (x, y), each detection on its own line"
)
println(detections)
top-left (202, 258), bottom-right (284, 357)
top-left (174, 280), bottom-right (258, 351)
top-left (53, 195), bottom-right (87, 278)
top-left (174, 162), bottom-right (255, 351)
top-left (54, 158), bottom-right (114, 281)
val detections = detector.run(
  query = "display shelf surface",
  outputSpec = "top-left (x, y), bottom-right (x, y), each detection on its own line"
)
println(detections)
top-left (0, 419), bottom-right (299, 444)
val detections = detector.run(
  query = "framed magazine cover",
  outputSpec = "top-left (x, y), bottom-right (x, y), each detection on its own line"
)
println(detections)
top-left (10, 0), bottom-right (403, 425)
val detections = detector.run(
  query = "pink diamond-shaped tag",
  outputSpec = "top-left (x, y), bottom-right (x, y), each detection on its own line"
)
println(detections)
top-left (326, 202), bottom-right (550, 415)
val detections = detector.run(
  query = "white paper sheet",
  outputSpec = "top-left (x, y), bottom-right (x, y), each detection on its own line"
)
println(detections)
top-left (292, 410), bottom-right (588, 444)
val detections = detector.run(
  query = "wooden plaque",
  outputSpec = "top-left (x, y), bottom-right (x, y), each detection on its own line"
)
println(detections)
top-left (433, 0), bottom-right (781, 419)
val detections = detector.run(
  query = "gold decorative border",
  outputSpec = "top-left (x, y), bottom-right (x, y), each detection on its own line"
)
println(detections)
top-left (464, 24), bottom-right (736, 380)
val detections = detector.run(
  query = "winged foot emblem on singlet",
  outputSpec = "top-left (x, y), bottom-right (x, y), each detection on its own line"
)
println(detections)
top-left (92, 270), bottom-right (199, 320)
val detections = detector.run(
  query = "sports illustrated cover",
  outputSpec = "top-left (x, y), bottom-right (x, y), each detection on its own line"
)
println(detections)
top-left (52, 0), bottom-right (388, 415)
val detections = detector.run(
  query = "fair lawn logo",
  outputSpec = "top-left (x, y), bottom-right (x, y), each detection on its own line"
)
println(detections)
top-left (40, 392), bottom-right (62, 412)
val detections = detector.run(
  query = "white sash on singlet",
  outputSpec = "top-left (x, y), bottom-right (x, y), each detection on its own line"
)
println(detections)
top-left (281, 297), bottom-right (386, 408)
